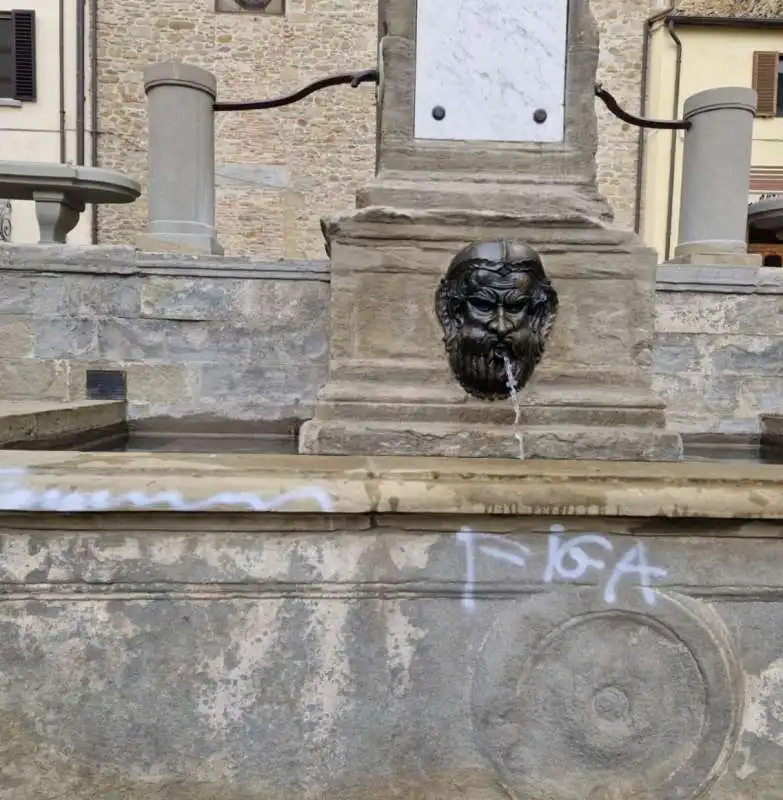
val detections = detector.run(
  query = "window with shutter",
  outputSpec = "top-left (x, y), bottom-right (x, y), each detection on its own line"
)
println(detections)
top-left (753, 51), bottom-right (780, 118)
top-left (11, 10), bottom-right (35, 101)
top-left (0, 9), bottom-right (35, 102)
top-left (0, 17), bottom-right (12, 99)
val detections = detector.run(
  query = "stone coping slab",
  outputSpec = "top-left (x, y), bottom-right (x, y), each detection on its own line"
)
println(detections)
top-left (0, 162), bottom-right (140, 204)
top-left (0, 401), bottom-right (126, 448)
top-left (0, 244), bottom-right (330, 281)
top-left (656, 264), bottom-right (783, 294)
top-left (0, 451), bottom-right (782, 519)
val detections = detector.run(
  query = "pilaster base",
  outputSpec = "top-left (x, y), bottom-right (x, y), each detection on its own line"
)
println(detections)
top-left (301, 205), bottom-right (682, 462)
top-left (299, 418), bottom-right (683, 461)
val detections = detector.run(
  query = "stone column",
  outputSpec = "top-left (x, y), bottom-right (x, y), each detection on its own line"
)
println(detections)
top-left (138, 62), bottom-right (223, 255)
top-left (673, 87), bottom-right (758, 266)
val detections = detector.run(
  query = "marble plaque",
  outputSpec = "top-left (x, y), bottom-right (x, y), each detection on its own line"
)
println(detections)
top-left (414, 0), bottom-right (568, 143)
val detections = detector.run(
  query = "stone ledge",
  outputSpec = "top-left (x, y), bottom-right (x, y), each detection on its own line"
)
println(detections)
top-left (0, 244), bottom-right (330, 282)
top-left (1, 451), bottom-right (782, 519)
top-left (656, 264), bottom-right (783, 294)
top-left (0, 400), bottom-right (126, 447)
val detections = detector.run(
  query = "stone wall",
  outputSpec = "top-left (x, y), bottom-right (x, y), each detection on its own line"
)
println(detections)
top-left (4, 247), bottom-right (783, 436)
top-left (677, 0), bottom-right (783, 17)
top-left (96, 0), bottom-right (378, 258)
top-left (654, 265), bottom-right (783, 434)
top-left (96, 0), bottom-right (708, 254)
top-left (0, 246), bottom-right (329, 422)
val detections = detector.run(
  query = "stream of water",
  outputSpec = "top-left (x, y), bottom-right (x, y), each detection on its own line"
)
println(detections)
top-left (502, 355), bottom-right (525, 460)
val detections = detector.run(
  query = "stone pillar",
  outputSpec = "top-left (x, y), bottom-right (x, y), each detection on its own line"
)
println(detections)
top-left (138, 62), bottom-right (223, 255)
top-left (673, 87), bottom-right (758, 266)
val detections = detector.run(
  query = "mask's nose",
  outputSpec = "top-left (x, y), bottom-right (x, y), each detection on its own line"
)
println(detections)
top-left (488, 308), bottom-right (513, 337)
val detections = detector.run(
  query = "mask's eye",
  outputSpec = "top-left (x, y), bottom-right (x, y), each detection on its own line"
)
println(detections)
top-left (469, 297), bottom-right (494, 313)
top-left (505, 301), bottom-right (527, 315)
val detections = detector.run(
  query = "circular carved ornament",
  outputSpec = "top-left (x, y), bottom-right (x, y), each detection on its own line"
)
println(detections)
top-left (467, 589), bottom-right (742, 800)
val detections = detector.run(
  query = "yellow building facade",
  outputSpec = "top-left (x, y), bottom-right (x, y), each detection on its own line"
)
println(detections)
top-left (643, 16), bottom-right (783, 262)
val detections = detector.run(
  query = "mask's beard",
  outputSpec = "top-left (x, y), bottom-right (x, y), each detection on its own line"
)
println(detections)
top-left (445, 324), bottom-right (544, 401)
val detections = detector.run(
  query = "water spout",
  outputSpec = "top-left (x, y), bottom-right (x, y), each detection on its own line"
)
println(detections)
top-left (502, 355), bottom-right (525, 460)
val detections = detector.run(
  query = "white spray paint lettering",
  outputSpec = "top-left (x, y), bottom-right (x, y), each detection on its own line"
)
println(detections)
top-left (0, 467), bottom-right (334, 513)
top-left (457, 524), bottom-right (667, 612)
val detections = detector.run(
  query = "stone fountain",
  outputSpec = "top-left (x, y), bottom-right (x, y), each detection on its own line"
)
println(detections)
top-left (0, 2), bottom-right (780, 799)
top-left (298, 0), bottom-right (682, 461)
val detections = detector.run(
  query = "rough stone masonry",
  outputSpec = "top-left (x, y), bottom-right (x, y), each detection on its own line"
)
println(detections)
top-left (92, 0), bottom-right (777, 256)
top-left (0, 245), bottom-right (328, 423)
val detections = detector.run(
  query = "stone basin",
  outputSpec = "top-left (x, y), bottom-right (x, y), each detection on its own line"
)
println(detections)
top-left (0, 161), bottom-right (140, 243)
top-left (0, 448), bottom-right (782, 798)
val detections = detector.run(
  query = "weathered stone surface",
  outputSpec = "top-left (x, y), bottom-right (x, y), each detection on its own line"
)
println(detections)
top-left (652, 334), bottom-right (707, 375)
top-left (94, 317), bottom-right (326, 365)
top-left (197, 362), bottom-right (327, 419)
top-left (0, 400), bottom-right (125, 446)
top-left (0, 252), bottom-right (329, 423)
top-left (711, 338), bottom-right (783, 376)
top-left (0, 316), bottom-right (34, 358)
top-left (0, 359), bottom-right (69, 401)
top-left (34, 318), bottom-right (100, 360)
top-left (140, 277), bottom-right (240, 321)
top-left (655, 275), bottom-right (783, 432)
top-left (300, 420), bottom-right (683, 461)
top-left (31, 276), bottom-right (141, 318)
top-left (653, 372), bottom-right (740, 433)
top-left (0, 451), bottom-right (781, 797)
top-left (140, 276), bottom-right (329, 324)
top-left (0, 276), bottom-right (33, 314)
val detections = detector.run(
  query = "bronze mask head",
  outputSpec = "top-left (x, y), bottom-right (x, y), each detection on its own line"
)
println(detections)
top-left (435, 240), bottom-right (559, 401)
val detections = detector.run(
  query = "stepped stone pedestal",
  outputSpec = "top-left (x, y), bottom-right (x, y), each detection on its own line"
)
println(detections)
top-left (299, 0), bottom-right (682, 461)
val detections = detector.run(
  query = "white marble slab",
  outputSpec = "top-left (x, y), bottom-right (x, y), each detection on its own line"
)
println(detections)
top-left (414, 0), bottom-right (568, 143)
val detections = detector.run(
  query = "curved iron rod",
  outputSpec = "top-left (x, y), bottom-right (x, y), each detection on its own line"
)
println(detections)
top-left (214, 68), bottom-right (379, 112)
top-left (594, 82), bottom-right (691, 131)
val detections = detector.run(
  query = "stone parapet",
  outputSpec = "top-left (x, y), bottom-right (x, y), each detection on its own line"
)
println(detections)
top-left (654, 264), bottom-right (783, 434)
top-left (0, 451), bottom-right (781, 797)
top-left (0, 245), bottom-right (328, 423)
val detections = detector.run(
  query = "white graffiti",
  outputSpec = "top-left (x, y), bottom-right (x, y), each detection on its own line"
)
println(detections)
top-left (457, 524), bottom-right (667, 612)
top-left (0, 467), bottom-right (334, 513)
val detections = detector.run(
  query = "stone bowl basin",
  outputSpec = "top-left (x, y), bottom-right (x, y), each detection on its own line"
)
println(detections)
top-left (747, 195), bottom-right (783, 238)
top-left (0, 161), bottom-right (140, 205)
top-left (0, 161), bottom-right (140, 243)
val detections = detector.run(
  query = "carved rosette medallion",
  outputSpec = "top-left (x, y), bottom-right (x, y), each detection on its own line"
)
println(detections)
top-left (468, 589), bottom-right (742, 800)
top-left (435, 239), bottom-right (558, 401)
top-left (0, 199), bottom-right (11, 242)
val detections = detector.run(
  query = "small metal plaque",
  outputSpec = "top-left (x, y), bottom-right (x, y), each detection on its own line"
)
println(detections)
top-left (86, 369), bottom-right (127, 401)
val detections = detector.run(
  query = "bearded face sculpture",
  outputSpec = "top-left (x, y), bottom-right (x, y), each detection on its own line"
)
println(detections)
top-left (435, 240), bottom-right (559, 401)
